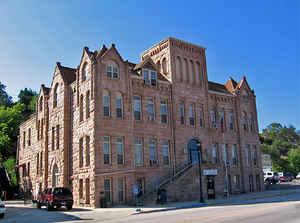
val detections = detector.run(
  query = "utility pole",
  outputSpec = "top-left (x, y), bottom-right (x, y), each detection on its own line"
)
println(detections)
top-left (197, 142), bottom-right (204, 203)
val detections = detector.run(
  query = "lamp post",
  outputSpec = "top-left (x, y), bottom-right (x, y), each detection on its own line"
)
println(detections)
top-left (196, 142), bottom-right (204, 203)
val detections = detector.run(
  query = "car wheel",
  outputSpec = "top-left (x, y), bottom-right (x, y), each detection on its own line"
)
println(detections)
top-left (37, 202), bottom-right (41, 209)
top-left (46, 201), bottom-right (52, 211)
top-left (0, 213), bottom-right (4, 218)
top-left (66, 205), bottom-right (72, 210)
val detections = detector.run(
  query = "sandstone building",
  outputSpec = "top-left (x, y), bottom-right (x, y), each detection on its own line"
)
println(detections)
top-left (17, 37), bottom-right (263, 207)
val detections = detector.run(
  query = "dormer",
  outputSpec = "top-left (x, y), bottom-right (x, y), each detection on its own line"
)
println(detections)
top-left (134, 58), bottom-right (158, 86)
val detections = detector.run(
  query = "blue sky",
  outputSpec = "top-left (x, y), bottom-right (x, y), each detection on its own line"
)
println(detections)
top-left (0, 0), bottom-right (299, 131)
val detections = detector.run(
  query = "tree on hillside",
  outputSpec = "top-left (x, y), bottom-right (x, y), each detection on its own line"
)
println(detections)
top-left (18, 88), bottom-right (37, 118)
top-left (0, 82), bottom-right (13, 107)
top-left (261, 123), bottom-right (300, 173)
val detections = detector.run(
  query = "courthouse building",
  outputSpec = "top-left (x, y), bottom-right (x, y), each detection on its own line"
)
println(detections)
top-left (17, 37), bottom-right (263, 207)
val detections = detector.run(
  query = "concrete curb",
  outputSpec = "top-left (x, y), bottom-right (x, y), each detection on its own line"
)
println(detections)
top-left (132, 190), bottom-right (298, 215)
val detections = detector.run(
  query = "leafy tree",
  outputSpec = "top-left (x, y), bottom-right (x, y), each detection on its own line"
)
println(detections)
top-left (17, 88), bottom-right (37, 118)
top-left (3, 158), bottom-right (17, 187)
top-left (0, 82), bottom-right (13, 107)
top-left (287, 148), bottom-right (300, 173)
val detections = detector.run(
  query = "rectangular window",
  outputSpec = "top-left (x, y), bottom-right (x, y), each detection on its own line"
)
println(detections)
top-left (27, 162), bottom-right (30, 177)
top-left (149, 139), bottom-right (157, 164)
top-left (103, 94), bottom-right (110, 117)
top-left (118, 178), bottom-right (124, 202)
top-left (135, 138), bottom-right (143, 166)
top-left (189, 103), bottom-right (195, 126)
top-left (104, 179), bottom-right (111, 202)
top-left (117, 137), bottom-right (124, 164)
top-left (36, 153), bottom-right (39, 175)
top-left (147, 98), bottom-right (155, 120)
top-left (23, 131), bottom-right (26, 148)
top-left (253, 145), bottom-right (257, 166)
top-left (222, 144), bottom-right (227, 164)
top-left (199, 104), bottom-right (204, 127)
top-left (218, 110), bottom-right (225, 131)
top-left (133, 96), bottom-right (141, 120)
top-left (137, 177), bottom-right (145, 195)
top-left (151, 71), bottom-right (157, 86)
top-left (116, 95), bottom-right (123, 118)
top-left (160, 100), bottom-right (168, 124)
top-left (52, 127), bottom-right (55, 151)
top-left (79, 138), bottom-right (84, 167)
top-left (86, 136), bottom-right (90, 166)
top-left (232, 145), bottom-right (237, 166)
top-left (210, 109), bottom-right (216, 128)
top-left (37, 121), bottom-right (40, 140)
top-left (85, 178), bottom-right (90, 204)
top-left (245, 144), bottom-right (250, 167)
top-left (79, 179), bottom-right (83, 200)
top-left (179, 102), bottom-right (185, 125)
top-left (56, 125), bottom-right (59, 150)
top-left (106, 66), bottom-right (112, 78)
top-left (86, 91), bottom-right (90, 119)
top-left (113, 67), bottom-right (118, 78)
top-left (28, 128), bottom-right (31, 146)
top-left (40, 151), bottom-right (43, 173)
top-left (41, 119), bottom-right (44, 139)
top-left (229, 110), bottom-right (234, 130)
top-left (212, 144), bottom-right (218, 164)
top-left (103, 136), bottom-right (110, 164)
top-left (143, 69), bottom-right (150, 85)
top-left (162, 141), bottom-right (169, 165)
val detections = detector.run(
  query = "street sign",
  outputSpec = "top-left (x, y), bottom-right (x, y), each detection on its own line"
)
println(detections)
top-left (203, 169), bottom-right (218, 176)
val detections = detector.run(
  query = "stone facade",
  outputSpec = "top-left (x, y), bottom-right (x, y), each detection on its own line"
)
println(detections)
top-left (17, 37), bottom-right (263, 207)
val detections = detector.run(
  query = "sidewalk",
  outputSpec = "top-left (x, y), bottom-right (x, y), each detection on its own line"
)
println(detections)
top-left (131, 188), bottom-right (300, 215)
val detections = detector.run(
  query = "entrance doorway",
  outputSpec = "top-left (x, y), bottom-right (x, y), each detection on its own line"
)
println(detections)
top-left (249, 175), bottom-right (254, 192)
top-left (206, 176), bottom-right (215, 199)
top-left (188, 139), bottom-right (200, 164)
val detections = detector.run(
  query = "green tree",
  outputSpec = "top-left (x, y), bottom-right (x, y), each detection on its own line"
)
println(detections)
top-left (0, 81), bottom-right (13, 107)
top-left (3, 158), bottom-right (17, 188)
top-left (18, 88), bottom-right (37, 118)
top-left (287, 148), bottom-right (300, 173)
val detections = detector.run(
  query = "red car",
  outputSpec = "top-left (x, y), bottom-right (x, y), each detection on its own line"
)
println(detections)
top-left (37, 187), bottom-right (73, 211)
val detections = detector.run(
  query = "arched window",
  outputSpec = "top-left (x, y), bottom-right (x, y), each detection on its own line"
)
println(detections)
top-left (52, 164), bottom-right (59, 187)
top-left (175, 57), bottom-right (182, 81)
top-left (103, 90), bottom-right (110, 117)
top-left (82, 62), bottom-right (89, 81)
top-left (80, 94), bottom-right (84, 121)
top-left (162, 58), bottom-right (168, 74)
top-left (189, 60), bottom-right (194, 84)
top-left (86, 91), bottom-right (90, 119)
top-left (106, 61), bottom-right (119, 79)
top-left (53, 83), bottom-right (59, 108)
top-left (188, 139), bottom-right (201, 164)
top-left (242, 112), bottom-right (248, 131)
top-left (116, 92), bottom-right (123, 118)
top-left (39, 96), bottom-right (43, 112)
top-left (250, 113), bottom-right (255, 132)
top-left (196, 62), bottom-right (201, 84)
top-left (182, 59), bottom-right (188, 82)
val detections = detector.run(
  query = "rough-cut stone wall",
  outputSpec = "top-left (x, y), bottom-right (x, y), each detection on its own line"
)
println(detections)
top-left (18, 37), bottom-right (263, 208)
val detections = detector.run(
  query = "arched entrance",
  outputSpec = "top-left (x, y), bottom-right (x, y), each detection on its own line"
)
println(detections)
top-left (52, 164), bottom-right (59, 187)
top-left (188, 139), bottom-right (200, 164)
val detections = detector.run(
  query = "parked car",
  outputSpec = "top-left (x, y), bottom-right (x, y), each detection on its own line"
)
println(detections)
top-left (296, 172), bottom-right (300, 179)
top-left (279, 172), bottom-right (294, 182)
top-left (0, 199), bottom-right (6, 218)
top-left (37, 187), bottom-right (73, 211)
top-left (264, 171), bottom-right (280, 184)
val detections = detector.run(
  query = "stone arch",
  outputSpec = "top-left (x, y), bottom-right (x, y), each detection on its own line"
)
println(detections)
top-left (189, 60), bottom-right (195, 84)
top-left (182, 58), bottom-right (188, 82)
top-left (39, 96), bottom-right (43, 112)
top-left (156, 60), bottom-right (161, 73)
top-left (162, 57), bottom-right (168, 74)
top-left (175, 56), bottom-right (182, 81)
top-left (196, 62), bottom-right (201, 85)
top-left (81, 62), bottom-right (89, 81)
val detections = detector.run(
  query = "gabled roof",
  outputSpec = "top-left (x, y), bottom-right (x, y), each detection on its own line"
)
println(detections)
top-left (208, 81), bottom-right (232, 94)
top-left (237, 76), bottom-right (251, 90)
top-left (225, 77), bottom-right (238, 92)
top-left (133, 57), bottom-right (157, 71)
top-left (97, 44), bottom-right (108, 58)
top-left (56, 62), bottom-right (76, 84)
top-left (100, 43), bottom-right (123, 62)
top-left (41, 84), bottom-right (50, 95)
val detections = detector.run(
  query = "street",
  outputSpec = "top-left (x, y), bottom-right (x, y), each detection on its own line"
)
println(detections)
top-left (2, 191), bottom-right (300, 223)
